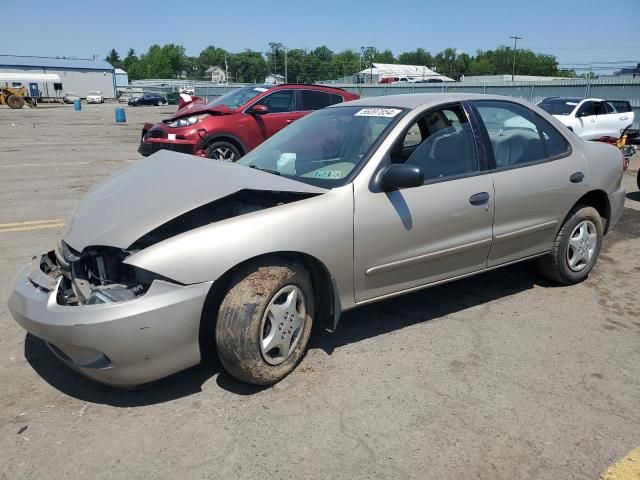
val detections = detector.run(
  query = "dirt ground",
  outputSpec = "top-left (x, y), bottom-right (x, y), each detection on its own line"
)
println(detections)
top-left (0, 103), bottom-right (639, 480)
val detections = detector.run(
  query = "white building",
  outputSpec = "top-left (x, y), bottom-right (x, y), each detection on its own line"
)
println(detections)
top-left (204, 66), bottom-right (227, 84)
top-left (115, 68), bottom-right (129, 92)
top-left (265, 73), bottom-right (285, 84)
top-left (0, 55), bottom-right (116, 99)
top-left (355, 63), bottom-right (454, 83)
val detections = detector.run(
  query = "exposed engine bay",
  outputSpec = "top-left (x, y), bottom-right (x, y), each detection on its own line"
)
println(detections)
top-left (45, 189), bottom-right (318, 306)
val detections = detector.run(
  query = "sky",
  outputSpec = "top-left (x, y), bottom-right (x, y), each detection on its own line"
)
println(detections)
top-left (1, 0), bottom-right (638, 73)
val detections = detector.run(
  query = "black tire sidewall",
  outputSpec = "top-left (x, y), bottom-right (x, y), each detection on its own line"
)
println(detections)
top-left (556, 207), bottom-right (603, 283)
top-left (216, 262), bottom-right (314, 385)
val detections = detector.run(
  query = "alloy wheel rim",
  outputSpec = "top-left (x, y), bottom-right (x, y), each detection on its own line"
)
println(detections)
top-left (210, 147), bottom-right (236, 162)
top-left (259, 285), bottom-right (306, 366)
top-left (566, 220), bottom-right (597, 272)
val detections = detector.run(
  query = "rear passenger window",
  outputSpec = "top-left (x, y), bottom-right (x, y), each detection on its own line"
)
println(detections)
top-left (299, 90), bottom-right (341, 111)
top-left (474, 101), bottom-right (547, 168)
top-left (535, 116), bottom-right (570, 158)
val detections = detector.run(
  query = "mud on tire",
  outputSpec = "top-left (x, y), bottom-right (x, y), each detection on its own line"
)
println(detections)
top-left (215, 260), bottom-right (314, 385)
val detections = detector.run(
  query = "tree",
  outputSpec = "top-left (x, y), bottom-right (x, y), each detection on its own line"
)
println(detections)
top-left (197, 45), bottom-right (228, 79)
top-left (105, 49), bottom-right (121, 68)
top-left (373, 49), bottom-right (395, 64)
top-left (228, 50), bottom-right (268, 83)
top-left (397, 48), bottom-right (434, 67)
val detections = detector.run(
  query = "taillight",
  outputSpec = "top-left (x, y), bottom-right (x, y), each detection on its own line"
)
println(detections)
top-left (622, 151), bottom-right (629, 172)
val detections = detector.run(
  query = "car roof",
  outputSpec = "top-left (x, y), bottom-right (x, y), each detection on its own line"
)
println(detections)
top-left (333, 93), bottom-right (532, 110)
top-left (262, 83), bottom-right (350, 93)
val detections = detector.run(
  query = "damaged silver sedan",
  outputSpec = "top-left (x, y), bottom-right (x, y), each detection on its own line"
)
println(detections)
top-left (9, 94), bottom-right (626, 386)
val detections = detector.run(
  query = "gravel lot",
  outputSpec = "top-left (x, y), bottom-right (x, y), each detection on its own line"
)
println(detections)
top-left (1, 103), bottom-right (639, 480)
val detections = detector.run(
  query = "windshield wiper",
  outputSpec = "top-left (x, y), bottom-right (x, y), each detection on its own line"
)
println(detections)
top-left (248, 165), bottom-right (281, 175)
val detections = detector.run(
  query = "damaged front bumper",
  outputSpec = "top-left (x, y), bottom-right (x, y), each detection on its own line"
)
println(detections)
top-left (8, 254), bottom-right (212, 387)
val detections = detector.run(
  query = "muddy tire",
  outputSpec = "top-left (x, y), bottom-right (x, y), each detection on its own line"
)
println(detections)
top-left (215, 260), bottom-right (314, 385)
top-left (538, 205), bottom-right (603, 285)
top-left (206, 141), bottom-right (242, 162)
top-left (6, 95), bottom-right (25, 109)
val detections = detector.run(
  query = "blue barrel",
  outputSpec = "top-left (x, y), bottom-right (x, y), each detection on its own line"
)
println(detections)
top-left (73, 99), bottom-right (81, 111)
top-left (115, 107), bottom-right (126, 123)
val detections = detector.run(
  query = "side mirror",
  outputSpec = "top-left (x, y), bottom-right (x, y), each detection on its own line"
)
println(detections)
top-left (249, 104), bottom-right (269, 115)
top-left (379, 164), bottom-right (424, 191)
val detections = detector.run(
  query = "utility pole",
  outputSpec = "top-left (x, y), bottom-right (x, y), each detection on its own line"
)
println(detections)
top-left (284, 46), bottom-right (288, 83)
top-left (509, 35), bottom-right (523, 81)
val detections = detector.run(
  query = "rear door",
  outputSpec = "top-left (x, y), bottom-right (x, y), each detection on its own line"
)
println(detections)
top-left (472, 100), bottom-right (588, 266)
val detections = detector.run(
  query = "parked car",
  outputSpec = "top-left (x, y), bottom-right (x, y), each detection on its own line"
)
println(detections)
top-left (86, 90), bottom-right (104, 104)
top-left (118, 92), bottom-right (132, 104)
top-left (8, 94), bottom-right (625, 387)
top-left (62, 92), bottom-right (80, 104)
top-left (138, 84), bottom-right (359, 160)
top-left (128, 93), bottom-right (168, 106)
top-left (179, 86), bottom-right (195, 95)
top-left (537, 97), bottom-right (634, 140)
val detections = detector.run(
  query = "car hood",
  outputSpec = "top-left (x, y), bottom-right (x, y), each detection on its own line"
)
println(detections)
top-left (63, 150), bottom-right (326, 252)
top-left (168, 103), bottom-right (235, 120)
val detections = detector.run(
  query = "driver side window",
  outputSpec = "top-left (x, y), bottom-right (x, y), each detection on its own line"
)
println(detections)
top-left (397, 105), bottom-right (479, 181)
top-left (255, 90), bottom-right (295, 113)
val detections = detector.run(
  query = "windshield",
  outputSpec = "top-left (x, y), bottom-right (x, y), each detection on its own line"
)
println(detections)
top-left (207, 86), bottom-right (268, 109)
top-left (238, 106), bottom-right (405, 188)
top-left (538, 99), bottom-right (579, 115)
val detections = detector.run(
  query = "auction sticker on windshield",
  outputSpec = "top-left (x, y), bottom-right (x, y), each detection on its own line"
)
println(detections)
top-left (355, 108), bottom-right (402, 118)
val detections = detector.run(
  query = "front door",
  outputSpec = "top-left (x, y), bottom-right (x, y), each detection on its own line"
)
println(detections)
top-left (574, 100), bottom-right (598, 139)
top-left (244, 90), bottom-right (304, 150)
top-left (353, 103), bottom-right (494, 302)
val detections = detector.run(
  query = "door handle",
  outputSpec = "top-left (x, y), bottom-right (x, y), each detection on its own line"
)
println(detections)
top-left (469, 192), bottom-right (490, 206)
top-left (570, 172), bottom-right (584, 183)
top-left (620, 116), bottom-right (628, 121)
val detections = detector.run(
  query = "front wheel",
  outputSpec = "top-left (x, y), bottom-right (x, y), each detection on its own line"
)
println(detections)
top-left (215, 261), bottom-right (314, 385)
top-left (6, 95), bottom-right (25, 109)
top-left (538, 205), bottom-right (603, 285)
top-left (206, 141), bottom-right (241, 162)
top-left (636, 169), bottom-right (640, 191)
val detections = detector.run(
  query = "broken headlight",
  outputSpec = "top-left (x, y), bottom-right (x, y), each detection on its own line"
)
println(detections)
top-left (56, 242), bottom-right (170, 306)
top-left (167, 113), bottom-right (208, 128)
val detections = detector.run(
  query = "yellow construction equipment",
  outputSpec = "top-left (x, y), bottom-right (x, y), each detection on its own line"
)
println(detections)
top-left (0, 86), bottom-right (37, 109)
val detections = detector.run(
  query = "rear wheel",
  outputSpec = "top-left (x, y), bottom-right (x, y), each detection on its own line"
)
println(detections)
top-left (206, 141), bottom-right (241, 162)
top-left (538, 205), bottom-right (603, 285)
top-left (6, 95), bottom-right (25, 109)
top-left (215, 260), bottom-right (314, 385)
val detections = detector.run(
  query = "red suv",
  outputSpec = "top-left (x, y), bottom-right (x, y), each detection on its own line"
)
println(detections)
top-left (138, 84), bottom-right (359, 160)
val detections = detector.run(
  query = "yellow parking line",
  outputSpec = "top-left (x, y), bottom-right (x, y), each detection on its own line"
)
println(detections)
top-left (602, 447), bottom-right (640, 479)
top-left (0, 161), bottom-right (91, 168)
top-left (0, 223), bottom-right (65, 233)
top-left (0, 219), bottom-right (65, 228)
top-left (0, 219), bottom-right (65, 233)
